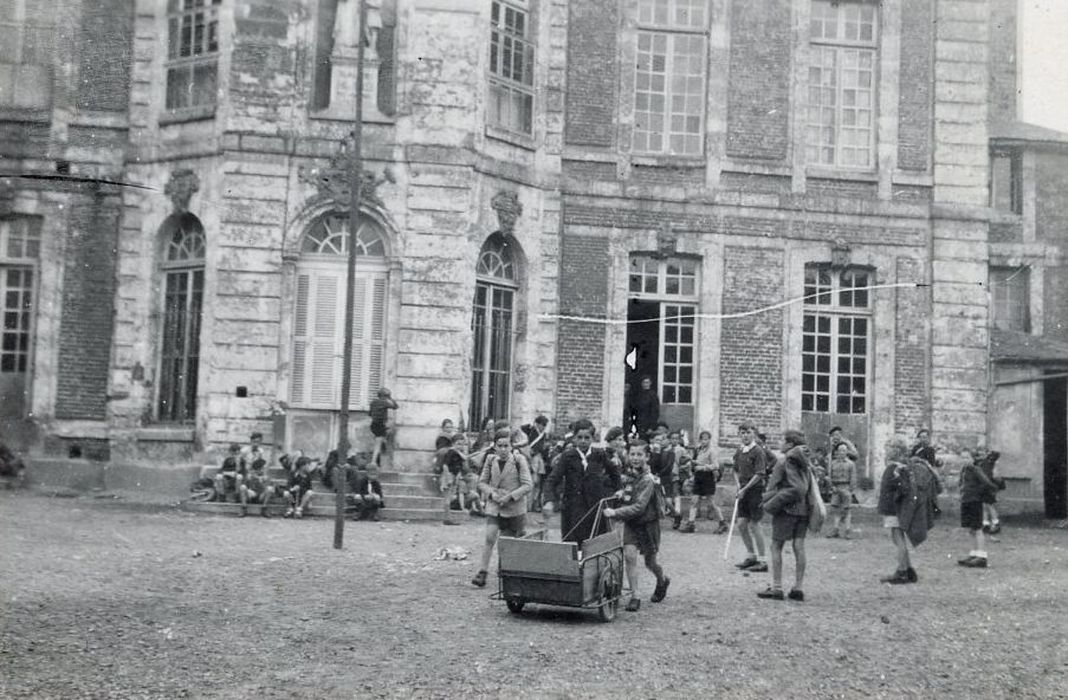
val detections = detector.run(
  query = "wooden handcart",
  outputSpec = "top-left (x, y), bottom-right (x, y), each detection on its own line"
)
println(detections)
top-left (493, 523), bottom-right (625, 622)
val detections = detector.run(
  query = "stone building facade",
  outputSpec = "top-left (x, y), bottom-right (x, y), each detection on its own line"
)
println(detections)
top-left (2, 0), bottom-right (1064, 512)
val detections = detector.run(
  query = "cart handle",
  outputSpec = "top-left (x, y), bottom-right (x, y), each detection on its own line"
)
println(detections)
top-left (561, 497), bottom-right (614, 543)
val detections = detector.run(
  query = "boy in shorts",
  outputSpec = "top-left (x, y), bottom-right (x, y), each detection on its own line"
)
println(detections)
top-left (213, 443), bottom-right (244, 503)
top-left (682, 430), bottom-right (727, 534)
top-left (733, 421), bottom-right (768, 572)
top-left (604, 440), bottom-right (671, 611)
top-left (471, 429), bottom-right (533, 587)
top-left (958, 449), bottom-right (1000, 568)
top-left (238, 455), bottom-right (271, 517)
top-left (667, 430), bottom-right (691, 529)
top-left (826, 441), bottom-right (857, 538)
top-left (758, 430), bottom-right (811, 601)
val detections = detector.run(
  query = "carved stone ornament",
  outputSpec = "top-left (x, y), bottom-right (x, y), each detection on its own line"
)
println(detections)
top-left (491, 190), bottom-right (522, 235)
top-left (165, 169), bottom-right (200, 213)
top-left (655, 221), bottom-right (677, 259)
top-left (830, 237), bottom-right (852, 269)
top-left (298, 131), bottom-right (392, 207)
top-left (0, 177), bottom-right (13, 217)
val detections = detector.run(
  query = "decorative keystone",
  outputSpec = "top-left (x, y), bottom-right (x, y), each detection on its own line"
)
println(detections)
top-left (298, 131), bottom-right (395, 208)
top-left (491, 190), bottom-right (522, 236)
top-left (165, 169), bottom-right (200, 214)
top-left (654, 221), bottom-right (677, 259)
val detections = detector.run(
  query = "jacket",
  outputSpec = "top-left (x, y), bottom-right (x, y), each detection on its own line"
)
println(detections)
top-left (544, 446), bottom-right (622, 543)
top-left (610, 472), bottom-right (660, 524)
top-left (878, 458), bottom-right (938, 546)
top-left (762, 446), bottom-right (811, 517)
top-left (478, 451), bottom-right (533, 518)
top-left (352, 473), bottom-right (385, 507)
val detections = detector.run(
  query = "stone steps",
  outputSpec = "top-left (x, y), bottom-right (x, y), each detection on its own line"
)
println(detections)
top-left (180, 501), bottom-right (448, 522)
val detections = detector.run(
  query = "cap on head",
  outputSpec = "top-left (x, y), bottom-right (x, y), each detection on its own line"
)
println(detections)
top-left (377, 387), bottom-right (391, 398)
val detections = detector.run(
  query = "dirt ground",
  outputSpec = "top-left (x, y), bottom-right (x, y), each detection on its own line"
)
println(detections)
top-left (1, 492), bottom-right (1066, 699)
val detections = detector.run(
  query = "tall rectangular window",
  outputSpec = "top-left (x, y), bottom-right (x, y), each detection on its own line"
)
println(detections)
top-left (0, 0), bottom-right (56, 109)
top-left (633, 0), bottom-right (707, 155)
top-left (990, 151), bottom-right (1023, 214)
top-left (990, 266), bottom-right (1030, 332)
top-left (488, 0), bottom-right (534, 136)
top-left (802, 266), bottom-right (871, 415)
top-left (806, 0), bottom-right (878, 168)
top-left (165, 0), bottom-right (222, 111)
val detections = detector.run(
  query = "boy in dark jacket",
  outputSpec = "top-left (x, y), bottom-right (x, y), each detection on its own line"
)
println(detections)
top-left (757, 430), bottom-right (811, 601)
top-left (348, 464), bottom-right (385, 521)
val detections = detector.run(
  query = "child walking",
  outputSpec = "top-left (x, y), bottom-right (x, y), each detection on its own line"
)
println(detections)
top-left (733, 421), bottom-right (768, 572)
top-left (471, 429), bottom-right (533, 588)
top-left (757, 430), bottom-right (811, 601)
top-left (959, 449), bottom-right (1001, 568)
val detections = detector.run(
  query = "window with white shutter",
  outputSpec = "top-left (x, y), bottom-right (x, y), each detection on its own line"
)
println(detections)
top-left (291, 213), bottom-right (388, 410)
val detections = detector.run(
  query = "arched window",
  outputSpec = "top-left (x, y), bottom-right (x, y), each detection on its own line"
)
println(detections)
top-left (470, 234), bottom-right (518, 428)
top-left (158, 213), bottom-right (206, 422)
top-left (290, 212), bottom-right (388, 411)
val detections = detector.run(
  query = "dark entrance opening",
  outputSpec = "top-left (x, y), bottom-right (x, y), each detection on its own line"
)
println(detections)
top-left (1042, 374), bottom-right (1067, 519)
top-left (624, 299), bottom-right (660, 433)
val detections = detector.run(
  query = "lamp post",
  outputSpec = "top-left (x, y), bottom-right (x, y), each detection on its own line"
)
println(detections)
top-left (334, 0), bottom-right (368, 550)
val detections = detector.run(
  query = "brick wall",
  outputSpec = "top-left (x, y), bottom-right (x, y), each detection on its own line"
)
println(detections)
top-left (561, 160), bottom-right (616, 182)
top-left (891, 184), bottom-right (933, 203)
top-left (231, 0), bottom-right (296, 123)
top-left (988, 0), bottom-right (1018, 125)
top-left (564, 0), bottom-right (618, 148)
top-left (719, 245), bottom-right (784, 440)
top-left (898, 0), bottom-right (934, 171)
top-left (719, 172), bottom-right (792, 196)
top-left (629, 164), bottom-right (705, 187)
top-left (1036, 152), bottom-right (1068, 342)
top-left (555, 232), bottom-right (609, 427)
top-left (55, 194), bottom-right (120, 419)
top-left (894, 257), bottom-right (929, 431)
top-left (807, 178), bottom-right (878, 200)
top-left (76, 0), bottom-right (133, 112)
top-left (725, 0), bottom-right (791, 162)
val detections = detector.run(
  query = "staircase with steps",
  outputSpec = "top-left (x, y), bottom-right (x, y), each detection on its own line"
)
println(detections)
top-left (181, 466), bottom-right (452, 522)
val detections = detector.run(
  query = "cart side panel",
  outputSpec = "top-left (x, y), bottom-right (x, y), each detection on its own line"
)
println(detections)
top-left (582, 529), bottom-right (622, 558)
top-left (498, 537), bottom-right (581, 578)
top-left (501, 574), bottom-right (584, 607)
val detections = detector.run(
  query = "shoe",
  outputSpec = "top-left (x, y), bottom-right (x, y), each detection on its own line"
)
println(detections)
top-left (842, 531), bottom-right (852, 540)
top-left (957, 556), bottom-right (976, 567)
top-left (651, 576), bottom-right (671, 603)
top-left (826, 529), bottom-right (839, 538)
top-left (787, 589), bottom-right (805, 601)
top-left (283, 508), bottom-right (295, 518)
top-left (989, 523), bottom-right (1001, 535)
top-left (880, 571), bottom-right (910, 584)
top-left (294, 508), bottom-right (303, 519)
top-left (714, 523), bottom-right (729, 535)
top-left (747, 562), bottom-right (769, 573)
top-left (906, 567), bottom-right (918, 583)
top-left (961, 557), bottom-right (988, 568)
top-left (735, 556), bottom-right (758, 570)
top-left (625, 597), bottom-right (641, 612)
top-left (672, 515), bottom-right (682, 530)
top-left (471, 570), bottom-right (487, 588)
top-left (680, 521), bottom-right (696, 534)
top-left (757, 587), bottom-right (784, 600)
top-left (238, 506), bottom-right (247, 518)
top-left (443, 519), bottom-right (460, 526)
top-left (261, 508), bottom-right (271, 518)
top-left (982, 523), bottom-right (991, 534)
top-left (372, 513), bottom-right (381, 522)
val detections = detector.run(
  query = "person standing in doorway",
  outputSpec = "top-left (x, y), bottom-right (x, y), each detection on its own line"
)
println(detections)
top-left (733, 421), bottom-right (768, 572)
top-left (633, 376), bottom-right (660, 440)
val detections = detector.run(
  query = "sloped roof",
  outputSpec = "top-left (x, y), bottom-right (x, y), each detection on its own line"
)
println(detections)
top-left (991, 329), bottom-right (1068, 364)
top-left (990, 120), bottom-right (1068, 151)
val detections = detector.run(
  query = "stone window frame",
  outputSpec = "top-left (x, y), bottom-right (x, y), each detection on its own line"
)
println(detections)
top-left (156, 213), bottom-right (207, 424)
top-left (0, 216), bottom-right (41, 378)
top-left (990, 148), bottom-right (1024, 216)
top-left (470, 233), bottom-right (522, 429)
top-left (485, 0), bottom-right (537, 142)
top-left (804, 0), bottom-right (880, 171)
top-left (989, 265), bottom-right (1031, 333)
top-left (801, 263), bottom-right (873, 415)
top-left (163, 0), bottom-right (222, 114)
top-left (630, 0), bottom-right (710, 157)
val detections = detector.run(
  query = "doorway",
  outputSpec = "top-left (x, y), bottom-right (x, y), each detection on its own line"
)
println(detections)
top-left (624, 299), bottom-right (660, 432)
top-left (1043, 374), bottom-right (1067, 519)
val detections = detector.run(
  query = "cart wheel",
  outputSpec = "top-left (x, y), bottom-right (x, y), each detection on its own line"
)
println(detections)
top-left (506, 599), bottom-right (525, 614)
top-left (596, 569), bottom-right (618, 623)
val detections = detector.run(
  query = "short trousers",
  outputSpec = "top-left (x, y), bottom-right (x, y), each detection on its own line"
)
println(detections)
top-left (882, 516), bottom-right (900, 529)
top-left (660, 478), bottom-right (677, 499)
top-left (491, 514), bottom-right (526, 538)
top-left (771, 513), bottom-right (809, 543)
top-left (623, 520), bottom-right (661, 557)
top-left (370, 422), bottom-right (388, 438)
top-left (830, 486), bottom-right (853, 510)
top-left (737, 486), bottom-right (764, 522)
top-left (960, 501), bottom-right (984, 530)
top-left (693, 471), bottom-right (718, 497)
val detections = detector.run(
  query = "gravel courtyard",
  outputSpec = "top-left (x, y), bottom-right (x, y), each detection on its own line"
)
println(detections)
top-left (1, 492), bottom-right (1066, 699)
